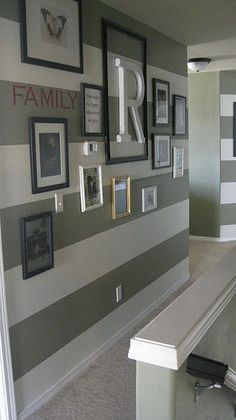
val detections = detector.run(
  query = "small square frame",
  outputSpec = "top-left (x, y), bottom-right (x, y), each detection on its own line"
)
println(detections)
top-left (79, 165), bottom-right (103, 212)
top-left (142, 186), bottom-right (157, 213)
top-left (152, 134), bottom-right (171, 169)
top-left (21, 212), bottom-right (54, 279)
top-left (112, 176), bottom-right (131, 219)
top-left (81, 83), bottom-right (104, 136)
top-left (153, 79), bottom-right (170, 126)
top-left (173, 95), bottom-right (187, 135)
top-left (173, 146), bottom-right (184, 178)
top-left (29, 117), bottom-right (69, 194)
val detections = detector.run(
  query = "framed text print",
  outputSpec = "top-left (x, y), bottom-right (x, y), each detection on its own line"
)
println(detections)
top-left (19, 0), bottom-right (83, 73)
top-left (102, 19), bottom-right (148, 164)
top-left (29, 117), bottom-right (69, 193)
top-left (81, 83), bottom-right (104, 136)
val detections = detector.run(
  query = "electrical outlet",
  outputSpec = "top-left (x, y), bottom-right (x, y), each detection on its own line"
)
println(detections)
top-left (116, 285), bottom-right (122, 303)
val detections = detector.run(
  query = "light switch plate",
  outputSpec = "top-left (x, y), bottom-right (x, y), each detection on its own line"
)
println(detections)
top-left (55, 193), bottom-right (64, 213)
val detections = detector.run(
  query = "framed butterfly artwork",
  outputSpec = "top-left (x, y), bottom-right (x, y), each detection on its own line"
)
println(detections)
top-left (19, 0), bottom-right (83, 73)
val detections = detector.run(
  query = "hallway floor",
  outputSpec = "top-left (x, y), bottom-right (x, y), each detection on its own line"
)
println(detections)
top-left (26, 239), bottom-right (236, 420)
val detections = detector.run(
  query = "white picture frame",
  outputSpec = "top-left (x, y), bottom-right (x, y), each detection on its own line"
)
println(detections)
top-left (142, 186), bottom-right (157, 213)
top-left (79, 165), bottom-right (103, 212)
top-left (173, 146), bottom-right (184, 178)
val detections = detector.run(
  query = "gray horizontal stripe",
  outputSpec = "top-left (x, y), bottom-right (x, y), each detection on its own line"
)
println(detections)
top-left (0, 0), bottom-right (18, 22)
top-left (1, 0), bottom-right (187, 77)
top-left (1, 172), bottom-right (189, 271)
top-left (10, 228), bottom-right (189, 380)
top-left (0, 81), bottom-right (105, 145)
top-left (221, 161), bottom-right (236, 182)
top-left (220, 116), bottom-right (233, 139)
top-left (0, 81), bottom-right (188, 146)
top-left (190, 192), bottom-right (220, 238)
top-left (220, 71), bottom-right (236, 94)
top-left (220, 204), bottom-right (236, 225)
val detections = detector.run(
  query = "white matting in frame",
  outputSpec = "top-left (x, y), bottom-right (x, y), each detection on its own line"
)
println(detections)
top-left (142, 186), bottom-right (157, 212)
top-left (79, 165), bottom-right (103, 212)
top-left (152, 134), bottom-right (171, 169)
top-left (173, 146), bottom-right (184, 178)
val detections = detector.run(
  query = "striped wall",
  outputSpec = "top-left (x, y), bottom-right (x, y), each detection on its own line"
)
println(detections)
top-left (189, 72), bottom-right (220, 238)
top-left (220, 71), bottom-right (236, 240)
top-left (0, 0), bottom-right (189, 415)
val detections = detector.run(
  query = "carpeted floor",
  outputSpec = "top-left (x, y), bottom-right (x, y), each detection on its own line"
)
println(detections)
top-left (26, 239), bottom-right (236, 420)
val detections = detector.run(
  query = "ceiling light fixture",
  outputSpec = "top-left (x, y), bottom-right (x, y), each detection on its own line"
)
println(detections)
top-left (187, 57), bottom-right (211, 72)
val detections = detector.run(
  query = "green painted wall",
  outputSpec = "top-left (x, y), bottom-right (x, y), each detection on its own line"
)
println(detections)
top-left (189, 72), bottom-right (220, 237)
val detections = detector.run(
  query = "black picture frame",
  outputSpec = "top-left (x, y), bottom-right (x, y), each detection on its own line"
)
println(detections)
top-left (233, 102), bottom-right (236, 157)
top-left (81, 83), bottom-right (105, 137)
top-left (21, 212), bottom-right (54, 279)
top-left (153, 79), bottom-right (170, 126)
top-left (173, 95), bottom-right (187, 136)
top-left (19, 0), bottom-right (83, 73)
top-left (29, 117), bottom-right (69, 194)
top-left (152, 134), bottom-right (171, 169)
top-left (102, 19), bottom-right (148, 164)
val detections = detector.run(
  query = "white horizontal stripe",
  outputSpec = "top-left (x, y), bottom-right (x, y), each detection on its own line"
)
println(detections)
top-left (15, 258), bottom-right (189, 416)
top-left (0, 17), bottom-right (102, 89)
top-left (0, 17), bottom-right (187, 99)
top-left (221, 138), bottom-right (236, 161)
top-left (5, 200), bottom-right (189, 326)
top-left (0, 142), bottom-right (189, 209)
top-left (220, 94), bottom-right (236, 117)
top-left (221, 182), bottom-right (236, 204)
top-left (220, 225), bottom-right (236, 241)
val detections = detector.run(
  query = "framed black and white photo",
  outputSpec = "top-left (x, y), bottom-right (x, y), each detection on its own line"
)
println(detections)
top-left (153, 79), bottom-right (170, 125)
top-left (152, 134), bottom-right (171, 169)
top-left (112, 176), bottom-right (131, 219)
top-left (173, 95), bottom-right (186, 135)
top-left (81, 83), bottom-right (104, 136)
top-left (142, 186), bottom-right (157, 213)
top-left (21, 212), bottom-right (54, 279)
top-left (79, 165), bottom-right (103, 212)
top-left (19, 0), bottom-right (83, 73)
top-left (102, 20), bottom-right (148, 164)
top-left (173, 146), bottom-right (184, 178)
top-left (29, 117), bottom-right (69, 193)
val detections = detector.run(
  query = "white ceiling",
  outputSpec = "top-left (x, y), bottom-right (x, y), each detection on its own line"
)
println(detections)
top-left (100, 0), bottom-right (236, 71)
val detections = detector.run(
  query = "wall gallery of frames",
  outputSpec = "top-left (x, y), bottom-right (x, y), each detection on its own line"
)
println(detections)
top-left (0, 0), bottom-right (189, 416)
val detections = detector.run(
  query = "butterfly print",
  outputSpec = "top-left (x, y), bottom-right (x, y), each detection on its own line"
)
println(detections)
top-left (41, 8), bottom-right (67, 40)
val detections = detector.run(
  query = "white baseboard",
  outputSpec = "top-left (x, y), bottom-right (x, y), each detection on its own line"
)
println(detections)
top-left (17, 261), bottom-right (190, 420)
top-left (190, 235), bottom-right (221, 242)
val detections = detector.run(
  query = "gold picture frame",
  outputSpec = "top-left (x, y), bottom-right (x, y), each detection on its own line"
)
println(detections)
top-left (112, 176), bottom-right (131, 219)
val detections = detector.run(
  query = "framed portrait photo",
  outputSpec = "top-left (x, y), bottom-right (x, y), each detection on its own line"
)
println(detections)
top-left (173, 95), bottom-right (187, 135)
top-left (142, 186), bottom-right (157, 213)
top-left (81, 83), bottom-right (104, 136)
top-left (153, 79), bottom-right (170, 126)
top-left (112, 176), bottom-right (131, 219)
top-left (173, 146), bottom-right (184, 178)
top-left (152, 134), bottom-right (171, 169)
top-left (19, 0), bottom-right (83, 73)
top-left (29, 117), bottom-right (69, 193)
top-left (21, 212), bottom-right (54, 279)
top-left (79, 165), bottom-right (103, 212)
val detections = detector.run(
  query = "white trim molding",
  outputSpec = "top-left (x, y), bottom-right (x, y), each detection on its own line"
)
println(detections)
top-left (0, 220), bottom-right (17, 420)
top-left (129, 246), bottom-right (236, 370)
top-left (190, 235), bottom-right (221, 242)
